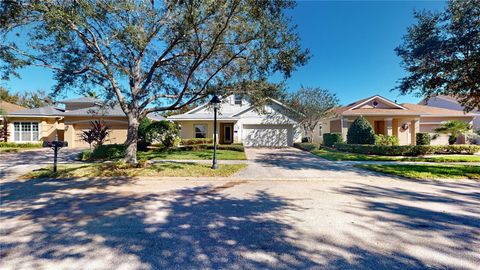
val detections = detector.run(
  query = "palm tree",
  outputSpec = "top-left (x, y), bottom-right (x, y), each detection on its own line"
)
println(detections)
top-left (435, 120), bottom-right (472, 145)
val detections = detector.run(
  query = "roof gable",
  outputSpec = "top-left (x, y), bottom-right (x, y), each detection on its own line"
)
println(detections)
top-left (349, 95), bottom-right (407, 111)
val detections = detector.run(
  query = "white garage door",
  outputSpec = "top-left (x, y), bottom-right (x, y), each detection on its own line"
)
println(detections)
top-left (242, 125), bottom-right (292, 147)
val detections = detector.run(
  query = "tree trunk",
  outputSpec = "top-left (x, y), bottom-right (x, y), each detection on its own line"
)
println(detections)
top-left (125, 117), bottom-right (140, 165)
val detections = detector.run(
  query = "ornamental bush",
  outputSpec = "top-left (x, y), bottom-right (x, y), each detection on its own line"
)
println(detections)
top-left (374, 134), bottom-right (400, 146)
top-left (334, 143), bottom-right (480, 156)
top-left (347, 116), bottom-right (375, 144)
top-left (416, 133), bottom-right (431, 145)
top-left (322, 133), bottom-right (343, 147)
top-left (181, 138), bottom-right (214, 145)
top-left (294, 142), bottom-right (319, 151)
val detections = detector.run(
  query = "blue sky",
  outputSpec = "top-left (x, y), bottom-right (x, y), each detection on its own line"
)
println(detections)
top-left (1, 1), bottom-right (446, 106)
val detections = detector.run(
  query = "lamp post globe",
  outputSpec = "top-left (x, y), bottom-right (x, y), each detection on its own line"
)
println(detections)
top-left (210, 95), bottom-right (221, 169)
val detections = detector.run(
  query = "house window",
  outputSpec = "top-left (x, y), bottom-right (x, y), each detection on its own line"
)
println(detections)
top-left (13, 122), bottom-right (39, 142)
top-left (234, 94), bottom-right (242, 105)
top-left (194, 124), bottom-right (207, 138)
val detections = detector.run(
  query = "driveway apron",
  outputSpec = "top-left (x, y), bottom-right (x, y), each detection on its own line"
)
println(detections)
top-left (233, 147), bottom-right (369, 180)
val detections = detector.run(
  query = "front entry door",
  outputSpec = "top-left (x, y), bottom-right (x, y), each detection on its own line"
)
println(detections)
top-left (223, 125), bottom-right (233, 144)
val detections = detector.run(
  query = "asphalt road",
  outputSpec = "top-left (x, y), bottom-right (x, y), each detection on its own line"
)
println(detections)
top-left (1, 175), bottom-right (479, 269)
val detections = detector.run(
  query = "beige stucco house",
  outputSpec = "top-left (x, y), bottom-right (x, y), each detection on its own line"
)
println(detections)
top-left (420, 95), bottom-right (480, 130)
top-left (316, 95), bottom-right (475, 145)
top-left (168, 95), bottom-right (302, 147)
top-left (3, 97), bottom-right (130, 148)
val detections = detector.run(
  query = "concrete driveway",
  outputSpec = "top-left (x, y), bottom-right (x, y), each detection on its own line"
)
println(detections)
top-left (0, 148), bottom-right (84, 179)
top-left (1, 176), bottom-right (478, 270)
top-left (234, 147), bottom-right (367, 179)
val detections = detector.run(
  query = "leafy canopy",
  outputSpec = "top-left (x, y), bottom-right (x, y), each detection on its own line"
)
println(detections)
top-left (0, 0), bottom-right (309, 117)
top-left (286, 86), bottom-right (338, 142)
top-left (395, 0), bottom-right (480, 111)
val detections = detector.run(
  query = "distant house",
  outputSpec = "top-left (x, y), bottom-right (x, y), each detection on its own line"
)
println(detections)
top-left (419, 95), bottom-right (480, 130)
top-left (318, 95), bottom-right (476, 145)
top-left (2, 97), bottom-right (163, 147)
top-left (0, 101), bottom-right (26, 114)
top-left (168, 95), bottom-right (302, 147)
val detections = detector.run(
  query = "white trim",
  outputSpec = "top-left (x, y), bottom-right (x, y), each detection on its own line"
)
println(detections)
top-left (7, 115), bottom-right (61, 118)
top-left (420, 114), bottom-right (474, 117)
top-left (12, 121), bottom-right (41, 142)
top-left (349, 95), bottom-right (408, 110)
top-left (64, 119), bottom-right (128, 125)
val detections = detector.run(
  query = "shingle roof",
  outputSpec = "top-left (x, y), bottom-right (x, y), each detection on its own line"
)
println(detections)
top-left (0, 101), bottom-right (26, 113)
top-left (147, 112), bottom-right (167, 121)
top-left (401, 103), bottom-right (475, 116)
top-left (8, 105), bottom-right (64, 116)
top-left (62, 104), bottom-right (126, 117)
top-left (59, 97), bottom-right (101, 103)
top-left (334, 95), bottom-right (476, 117)
top-left (168, 112), bottom-right (239, 120)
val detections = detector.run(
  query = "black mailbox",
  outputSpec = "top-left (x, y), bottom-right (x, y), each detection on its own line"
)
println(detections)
top-left (42, 140), bottom-right (68, 173)
top-left (43, 141), bottom-right (68, 148)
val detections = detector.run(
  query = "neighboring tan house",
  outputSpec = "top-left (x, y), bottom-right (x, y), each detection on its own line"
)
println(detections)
top-left (419, 95), bottom-right (480, 130)
top-left (4, 97), bottom-right (129, 148)
top-left (317, 95), bottom-right (475, 145)
top-left (1, 101), bottom-right (26, 125)
top-left (168, 95), bottom-right (302, 147)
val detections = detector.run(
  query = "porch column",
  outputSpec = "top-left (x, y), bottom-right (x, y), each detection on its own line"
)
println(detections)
top-left (341, 117), bottom-right (348, 141)
top-left (385, 118), bottom-right (393, 136)
top-left (410, 118), bottom-right (420, 145)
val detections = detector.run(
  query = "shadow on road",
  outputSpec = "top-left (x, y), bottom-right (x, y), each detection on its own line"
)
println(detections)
top-left (1, 176), bottom-right (479, 269)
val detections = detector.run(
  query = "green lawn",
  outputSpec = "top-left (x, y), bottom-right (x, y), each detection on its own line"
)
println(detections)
top-left (356, 164), bottom-right (480, 180)
top-left (23, 162), bottom-right (247, 179)
top-left (138, 148), bottom-right (247, 160)
top-left (311, 147), bottom-right (480, 163)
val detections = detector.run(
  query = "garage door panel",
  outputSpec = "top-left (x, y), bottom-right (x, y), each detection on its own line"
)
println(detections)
top-left (242, 125), bottom-right (292, 147)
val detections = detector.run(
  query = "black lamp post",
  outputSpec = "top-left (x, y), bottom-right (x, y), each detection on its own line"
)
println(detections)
top-left (210, 95), bottom-right (221, 169)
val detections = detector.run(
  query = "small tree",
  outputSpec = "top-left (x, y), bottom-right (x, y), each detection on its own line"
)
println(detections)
top-left (147, 121), bottom-right (179, 148)
top-left (0, 108), bottom-right (9, 142)
top-left (347, 116), bottom-right (375, 145)
top-left (434, 120), bottom-right (471, 145)
top-left (79, 129), bottom-right (96, 150)
top-left (79, 120), bottom-right (110, 148)
top-left (137, 117), bottom-right (153, 150)
top-left (286, 87), bottom-right (339, 142)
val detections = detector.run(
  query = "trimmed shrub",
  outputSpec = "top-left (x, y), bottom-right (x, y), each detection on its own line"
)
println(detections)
top-left (181, 138), bottom-right (214, 145)
top-left (347, 116), bottom-right (375, 144)
top-left (294, 142), bottom-right (319, 152)
top-left (374, 134), bottom-right (399, 146)
top-left (0, 142), bottom-right (42, 148)
top-left (323, 133), bottom-right (343, 147)
top-left (90, 144), bottom-right (126, 160)
top-left (416, 133), bottom-right (431, 145)
top-left (334, 143), bottom-right (480, 156)
top-left (146, 120), bottom-right (179, 148)
top-left (79, 150), bottom-right (92, 161)
top-left (180, 143), bottom-right (245, 152)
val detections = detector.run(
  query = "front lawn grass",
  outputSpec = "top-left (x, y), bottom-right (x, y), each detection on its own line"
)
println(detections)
top-left (138, 148), bottom-right (247, 160)
top-left (23, 162), bottom-right (247, 179)
top-left (356, 164), bottom-right (480, 180)
top-left (312, 147), bottom-right (480, 163)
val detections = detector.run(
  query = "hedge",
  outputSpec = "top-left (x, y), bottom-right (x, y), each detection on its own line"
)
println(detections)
top-left (334, 143), bottom-right (480, 156)
top-left (293, 142), bottom-right (319, 152)
top-left (90, 144), bottom-right (126, 160)
top-left (416, 133), bottom-right (431, 146)
top-left (180, 143), bottom-right (245, 152)
top-left (181, 138), bottom-right (214, 145)
top-left (323, 133), bottom-right (343, 147)
top-left (0, 142), bottom-right (43, 148)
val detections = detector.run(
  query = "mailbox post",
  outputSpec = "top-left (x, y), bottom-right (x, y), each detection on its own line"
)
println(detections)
top-left (43, 140), bottom-right (68, 174)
